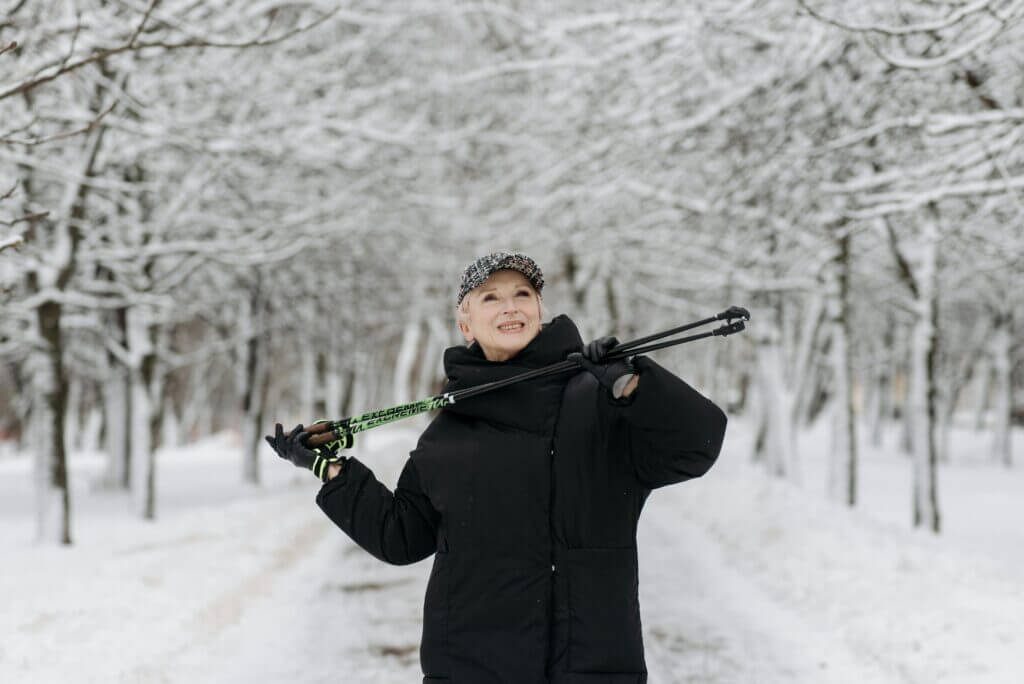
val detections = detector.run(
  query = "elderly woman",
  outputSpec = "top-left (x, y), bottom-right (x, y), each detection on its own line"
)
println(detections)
top-left (267, 251), bottom-right (727, 684)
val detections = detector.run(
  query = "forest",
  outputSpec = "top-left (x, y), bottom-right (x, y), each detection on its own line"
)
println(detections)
top-left (2, 0), bottom-right (1022, 548)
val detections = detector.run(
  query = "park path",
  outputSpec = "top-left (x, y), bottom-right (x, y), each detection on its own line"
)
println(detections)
top-left (183, 462), bottom-right (907, 684)
top-left (6, 428), bottom-right (1018, 684)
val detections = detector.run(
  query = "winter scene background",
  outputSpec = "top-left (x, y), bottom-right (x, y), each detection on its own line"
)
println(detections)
top-left (1, 2), bottom-right (1022, 683)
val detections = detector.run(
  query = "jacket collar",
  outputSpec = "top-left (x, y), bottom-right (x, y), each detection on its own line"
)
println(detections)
top-left (441, 314), bottom-right (583, 434)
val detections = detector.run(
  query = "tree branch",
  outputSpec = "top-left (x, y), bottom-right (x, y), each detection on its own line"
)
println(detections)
top-left (0, 233), bottom-right (25, 252)
top-left (881, 218), bottom-right (920, 299)
top-left (0, 9), bottom-right (338, 102)
top-left (0, 101), bottom-right (117, 146)
top-left (798, 0), bottom-right (1006, 37)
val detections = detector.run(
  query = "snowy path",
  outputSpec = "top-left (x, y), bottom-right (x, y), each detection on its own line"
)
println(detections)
top-left (638, 499), bottom-right (900, 684)
top-left (2, 426), bottom-right (1022, 683)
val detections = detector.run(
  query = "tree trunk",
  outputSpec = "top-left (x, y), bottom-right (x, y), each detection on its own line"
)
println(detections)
top-left (991, 312), bottom-right (1013, 466)
top-left (25, 107), bottom-right (105, 544)
top-left (141, 350), bottom-right (161, 520)
top-left (34, 301), bottom-right (71, 544)
top-left (973, 355), bottom-right (993, 431)
top-left (240, 281), bottom-right (268, 485)
top-left (393, 319), bottom-right (423, 406)
top-left (790, 291), bottom-right (826, 429)
top-left (754, 322), bottom-right (799, 480)
top-left (827, 232), bottom-right (857, 506)
top-left (100, 368), bottom-right (131, 489)
top-left (908, 217), bottom-right (941, 533)
top-left (126, 306), bottom-right (164, 519)
top-left (866, 327), bottom-right (892, 449)
top-left (324, 350), bottom-right (343, 420)
top-left (64, 377), bottom-right (82, 451)
top-left (300, 343), bottom-right (316, 422)
top-left (180, 360), bottom-right (211, 442)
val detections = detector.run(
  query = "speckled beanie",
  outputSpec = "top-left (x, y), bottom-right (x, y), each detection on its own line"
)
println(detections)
top-left (456, 251), bottom-right (544, 306)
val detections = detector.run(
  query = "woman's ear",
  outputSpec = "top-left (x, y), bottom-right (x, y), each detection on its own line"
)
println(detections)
top-left (458, 318), bottom-right (474, 343)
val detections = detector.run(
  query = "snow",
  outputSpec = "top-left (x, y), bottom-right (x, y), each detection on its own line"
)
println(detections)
top-left (1, 421), bottom-right (1021, 684)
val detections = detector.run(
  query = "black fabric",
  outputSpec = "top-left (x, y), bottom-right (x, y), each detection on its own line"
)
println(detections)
top-left (316, 315), bottom-right (727, 684)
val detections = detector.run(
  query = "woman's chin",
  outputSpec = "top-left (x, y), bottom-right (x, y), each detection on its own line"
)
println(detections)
top-left (482, 335), bottom-right (532, 361)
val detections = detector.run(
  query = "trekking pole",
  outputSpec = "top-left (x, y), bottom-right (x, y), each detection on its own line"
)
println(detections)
top-left (304, 306), bottom-right (750, 449)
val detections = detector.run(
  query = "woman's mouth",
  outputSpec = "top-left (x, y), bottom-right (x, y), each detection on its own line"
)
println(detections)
top-left (497, 321), bottom-right (525, 333)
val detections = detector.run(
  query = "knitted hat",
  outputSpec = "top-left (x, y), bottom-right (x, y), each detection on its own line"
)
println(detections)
top-left (456, 251), bottom-right (544, 305)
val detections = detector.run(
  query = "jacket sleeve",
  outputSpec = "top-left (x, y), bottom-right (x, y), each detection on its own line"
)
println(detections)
top-left (315, 455), bottom-right (439, 565)
top-left (618, 355), bottom-right (728, 489)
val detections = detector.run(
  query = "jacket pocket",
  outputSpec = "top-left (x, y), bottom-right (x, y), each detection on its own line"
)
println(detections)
top-left (421, 550), bottom-right (449, 678)
top-left (566, 547), bottom-right (646, 674)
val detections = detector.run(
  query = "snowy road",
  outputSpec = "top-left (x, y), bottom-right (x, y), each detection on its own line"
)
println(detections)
top-left (2, 426), bottom-right (1022, 683)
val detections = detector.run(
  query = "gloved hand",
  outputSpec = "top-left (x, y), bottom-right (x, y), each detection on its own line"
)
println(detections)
top-left (265, 423), bottom-right (346, 483)
top-left (568, 336), bottom-right (638, 399)
top-left (583, 335), bottom-right (619, 363)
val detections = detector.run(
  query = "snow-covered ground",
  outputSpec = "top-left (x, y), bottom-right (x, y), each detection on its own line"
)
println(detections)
top-left (1, 420), bottom-right (1021, 684)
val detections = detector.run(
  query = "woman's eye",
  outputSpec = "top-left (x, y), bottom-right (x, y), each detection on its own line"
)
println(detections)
top-left (516, 291), bottom-right (529, 297)
top-left (483, 294), bottom-right (497, 301)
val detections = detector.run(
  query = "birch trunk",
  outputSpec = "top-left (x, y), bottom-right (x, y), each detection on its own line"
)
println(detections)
top-left (754, 323), bottom-right (799, 480)
top-left (99, 369), bottom-right (130, 489)
top-left (791, 291), bottom-right (826, 428)
top-left (908, 218), bottom-right (940, 533)
top-left (393, 320), bottom-right (422, 406)
top-left (27, 112), bottom-right (104, 544)
top-left (127, 306), bottom-right (163, 519)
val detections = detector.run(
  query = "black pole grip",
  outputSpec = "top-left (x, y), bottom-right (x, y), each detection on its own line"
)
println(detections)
top-left (712, 320), bottom-right (746, 336)
top-left (716, 306), bottom-right (750, 321)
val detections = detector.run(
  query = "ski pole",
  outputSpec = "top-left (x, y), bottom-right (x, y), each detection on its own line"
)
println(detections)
top-left (304, 306), bottom-right (750, 449)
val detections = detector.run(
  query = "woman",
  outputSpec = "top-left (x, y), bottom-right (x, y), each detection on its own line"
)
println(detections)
top-left (267, 251), bottom-right (727, 684)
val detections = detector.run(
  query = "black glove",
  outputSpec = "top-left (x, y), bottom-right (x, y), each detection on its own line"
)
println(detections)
top-left (568, 336), bottom-right (638, 399)
top-left (265, 423), bottom-right (346, 483)
top-left (583, 335), bottom-right (619, 362)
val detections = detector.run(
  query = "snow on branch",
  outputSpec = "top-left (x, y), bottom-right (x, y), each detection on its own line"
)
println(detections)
top-left (799, 0), bottom-right (1024, 70)
top-left (0, 234), bottom-right (24, 253)
top-left (925, 109), bottom-right (1024, 135)
top-left (842, 175), bottom-right (1024, 218)
top-left (798, 0), bottom-right (1008, 37)
top-left (0, 8), bottom-right (339, 102)
top-left (862, 19), bottom-right (1019, 71)
top-left (822, 109), bottom-right (1024, 151)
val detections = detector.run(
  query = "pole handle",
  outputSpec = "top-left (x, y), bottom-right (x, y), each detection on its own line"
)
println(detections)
top-left (716, 306), bottom-right (750, 321)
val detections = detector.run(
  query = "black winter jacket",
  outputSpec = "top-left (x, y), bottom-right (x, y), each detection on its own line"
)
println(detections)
top-left (316, 315), bottom-right (727, 684)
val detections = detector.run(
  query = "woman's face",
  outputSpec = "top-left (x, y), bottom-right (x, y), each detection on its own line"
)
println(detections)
top-left (458, 269), bottom-right (542, 362)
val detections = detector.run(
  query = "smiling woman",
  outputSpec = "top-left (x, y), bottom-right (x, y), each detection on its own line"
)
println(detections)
top-left (269, 249), bottom-right (729, 684)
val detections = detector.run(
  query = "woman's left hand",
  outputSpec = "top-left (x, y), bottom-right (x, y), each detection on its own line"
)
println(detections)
top-left (569, 336), bottom-right (639, 399)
